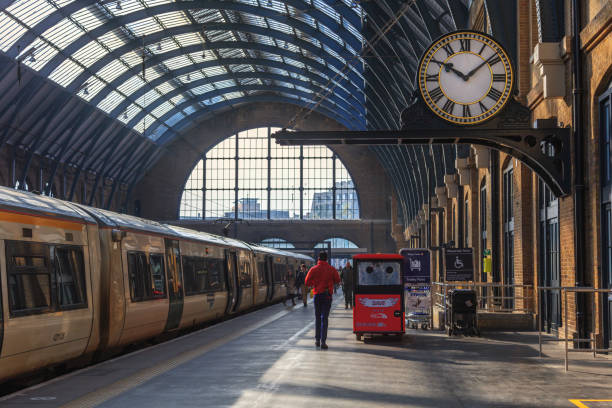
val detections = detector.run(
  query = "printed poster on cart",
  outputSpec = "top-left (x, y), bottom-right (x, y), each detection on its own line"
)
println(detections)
top-left (405, 288), bottom-right (431, 315)
top-left (400, 248), bottom-right (431, 284)
top-left (353, 294), bottom-right (403, 332)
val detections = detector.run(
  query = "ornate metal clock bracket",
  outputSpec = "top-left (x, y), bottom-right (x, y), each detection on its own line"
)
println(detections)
top-left (273, 97), bottom-right (571, 197)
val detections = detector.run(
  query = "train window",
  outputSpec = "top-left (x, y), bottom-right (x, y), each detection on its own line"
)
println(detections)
top-left (239, 262), bottom-right (252, 288)
top-left (149, 254), bottom-right (166, 299)
top-left (257, 262), bottom-right (266, 284)
top-left (207, 259), bottom-right (226, 291)
top-left (127, 252), bottom-right (160, 302)
top-left (54, 247), bottom-right (87, 309)
top-left (273, 263), bottom-right (287, 283)
top-left (5, 241), bottom-right (52, 316)
top-left (182, 256), bottom-right (209, 295)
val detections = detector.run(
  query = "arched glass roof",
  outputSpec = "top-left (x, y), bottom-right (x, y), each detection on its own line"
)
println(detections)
top-left (0, 0), bottom-right (366, 142)
top-left (0, 0), bottom-right (471, 214)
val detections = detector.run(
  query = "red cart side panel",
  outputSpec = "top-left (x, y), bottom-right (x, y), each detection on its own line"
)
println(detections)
top-left (353, 294), bottom-right (404, 333)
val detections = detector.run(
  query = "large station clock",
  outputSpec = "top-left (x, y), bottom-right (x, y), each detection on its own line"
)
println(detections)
top-left (418, 31), bottom-right (514, 125)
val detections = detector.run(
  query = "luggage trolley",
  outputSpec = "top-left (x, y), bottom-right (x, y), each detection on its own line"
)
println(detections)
top-left (352, 254), bottom-right (405, 341)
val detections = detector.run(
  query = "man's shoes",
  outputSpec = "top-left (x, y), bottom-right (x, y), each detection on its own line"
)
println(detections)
top-left (303, 304), bottom-right (307, 307)
top-left (345, 305), bottom-right (348, 309)
top-left (321, 343), bottom-right (328, 350)
top-left (315, 340), bottom-right (320, 347)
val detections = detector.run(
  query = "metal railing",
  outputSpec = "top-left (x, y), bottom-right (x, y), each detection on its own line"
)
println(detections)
top-left (431, 282), bottom-right (534, 313)
top-left (538, 286), bottom-right (612, 371)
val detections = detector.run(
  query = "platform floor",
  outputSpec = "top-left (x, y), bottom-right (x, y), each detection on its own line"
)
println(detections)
top-left (1, 297), bottom-right (611, 408)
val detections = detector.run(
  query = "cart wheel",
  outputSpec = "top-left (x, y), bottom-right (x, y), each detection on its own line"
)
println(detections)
top-left (396, 333), bottom-right (404, 340)
top-left (356, 333), bottom-right (363, 341)
top-left (421, 323), bottom-right (428, 330)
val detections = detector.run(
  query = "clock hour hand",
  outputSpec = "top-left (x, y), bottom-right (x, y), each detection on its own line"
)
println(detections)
top-left (430, 59), bottom-right (467, 81)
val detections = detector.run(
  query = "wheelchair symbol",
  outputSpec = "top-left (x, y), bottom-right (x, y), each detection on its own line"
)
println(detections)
top-left (454, 256), bottom-right (464, 269)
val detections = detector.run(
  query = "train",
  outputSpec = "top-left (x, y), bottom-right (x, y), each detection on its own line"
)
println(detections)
top-left (0, 186), bottom-right (313, 383)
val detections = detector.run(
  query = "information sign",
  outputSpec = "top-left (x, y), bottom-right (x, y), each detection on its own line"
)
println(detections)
top-left (445, 248), bottom-right (474, 281)
top-left (399, 248), bottom-right (431, 284)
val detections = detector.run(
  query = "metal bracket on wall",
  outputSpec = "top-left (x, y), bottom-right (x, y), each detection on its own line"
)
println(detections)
top-left (273, 98), bottom-right (571, 197)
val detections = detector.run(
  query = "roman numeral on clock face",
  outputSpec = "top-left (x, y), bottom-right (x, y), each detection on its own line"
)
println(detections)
top-left (460, 39), bottom-right (470, 52)
top-left (429, 87), bottom-right (444, 103)
top-left (493, 74), bottom-right (506, 82)
top-left (442, 43), bottom-right (454, 57)
top-left (462, 104), bottom-right (471, 117)
top-left (486, 54), bottom-right (501, 66)
top-left (478, 43), bottom-right (487, 55)
top-left (487, 87), bottom-right (503, 100)
top-left (479, 101), bottom-right (487, 113)
top-left (426, 74), bottom-right (438, 82)
top-left (442, 99), bottom-right (455, 114)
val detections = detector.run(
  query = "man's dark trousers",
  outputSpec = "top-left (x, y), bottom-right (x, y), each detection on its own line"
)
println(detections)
top-left (314, 293), bottom-right (332, 343)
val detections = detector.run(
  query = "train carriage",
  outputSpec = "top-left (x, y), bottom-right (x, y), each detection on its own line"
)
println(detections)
top-left (0, 186), bottom-right (313, 383)
top-left (0, 187), bottom-right (101, 379)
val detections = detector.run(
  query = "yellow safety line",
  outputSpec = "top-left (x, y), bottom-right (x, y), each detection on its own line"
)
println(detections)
top-left (60, 310), bottom-right (290, 408)
top-left (569, 400), bottom-right (612, 408)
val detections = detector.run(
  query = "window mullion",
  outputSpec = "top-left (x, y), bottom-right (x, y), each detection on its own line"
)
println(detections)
top-left (332, 154), bottom-right (337, 219)
top-left (202, 157), bottom-right (206, 220)
top-left (267, 127), bottom-right (271, 220)
top-left (300, 145), bottom-right (304, 220)
top-left (235, 133), bottom-right (239, 221)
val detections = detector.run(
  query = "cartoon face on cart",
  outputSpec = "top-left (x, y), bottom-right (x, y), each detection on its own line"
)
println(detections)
top-left (357, 261), bottom-right (402, 286)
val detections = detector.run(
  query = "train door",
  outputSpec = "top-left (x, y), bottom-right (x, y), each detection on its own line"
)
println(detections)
top-left (164, 239), bottom-right (184, 332)
top-left (225, 250), bottom-right (239, 314)
top-left (265, 255), bottom-right (274, 301)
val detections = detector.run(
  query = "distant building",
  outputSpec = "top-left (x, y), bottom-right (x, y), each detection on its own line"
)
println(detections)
top-left (306, 181), bottom-right (359, 219)
top-left (224, 198), bottom-right (289, 219)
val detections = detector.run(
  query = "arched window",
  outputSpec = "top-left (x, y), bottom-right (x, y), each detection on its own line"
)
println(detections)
top-left (315, 237), bottom-right (359, 270)
top-left (260, 238), bottom-right (295, 249)
top-left (180, 127), bottom-right (359, 220)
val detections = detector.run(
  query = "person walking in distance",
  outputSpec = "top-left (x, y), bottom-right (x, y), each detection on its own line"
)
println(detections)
top-left (340, 261), bottom-right (354, 309)
top-left (305, 252), bottom-right (340, 350)
top-left (296, 263), bottom-right (308, 307)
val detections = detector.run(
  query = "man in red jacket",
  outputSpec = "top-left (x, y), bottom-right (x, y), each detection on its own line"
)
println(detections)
top-left (305, 251), bottom-right (340, 349)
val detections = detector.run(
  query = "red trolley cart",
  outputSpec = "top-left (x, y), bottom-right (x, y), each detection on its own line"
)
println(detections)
top-left (352, 254), bottom-right (405, 341)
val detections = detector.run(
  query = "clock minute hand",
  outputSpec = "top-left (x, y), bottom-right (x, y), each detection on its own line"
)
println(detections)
top-left (466, 60), bottom-right (489, 79)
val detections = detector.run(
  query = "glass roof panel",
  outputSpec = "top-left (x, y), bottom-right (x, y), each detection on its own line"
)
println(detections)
top-left (49, 59), bottom-right (85, 87)
top-left (156, 82), bottom-right (176, 94)
top-left (41, 18), bottom-right (82, 50)
top-left (151, 101), bottom-right (174, 118)
top-left (139, 88), bottom-right (162, 108)
top-left (70, 5), bottom-right (106, 32)
top-left (191, 84), bottom-right (216, 95)
top-left (78, 77), bottom-right (105, 101)
top-left (156, 11), bottom-right (191, 28)
top-left (117, 75), bottom-right (146, 95)
top-left (6, 0), bottom-right (55, 28)
top-left (125, 17), bottom-right (163, 37)
top-left (134, 113), bottom-right (156, 133)
top-left (73, 40), bottom-right (109, 68)
top-left (97, 59), bottom-right (129, 82)
top-left (166, 112), bottom-right (185, 127)
top-left (0, 12), bottom-right (27, 51)
top-left (170, 95), bottom-right (188, 105)
top-left (97, 90), bottom-right (125, 113)
top-left (174, 32), bottom-right (205, 48)
top-left (98, 29), bottom-right (129, 52)
top-left (110, 0), bottom-right (147, 16)
top-left (21, 39), bottom-right (59, 71)
top-left (118, 103), bottom-right (141, 124)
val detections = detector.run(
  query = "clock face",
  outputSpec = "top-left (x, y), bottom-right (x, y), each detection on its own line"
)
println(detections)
top-left (418, 31), bottom-right (514, 125)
